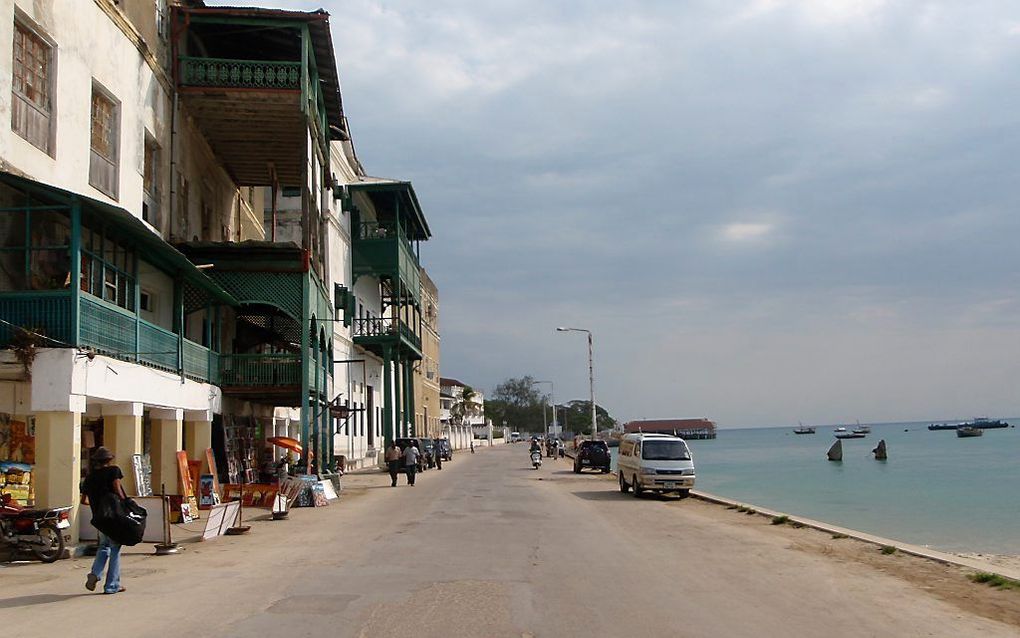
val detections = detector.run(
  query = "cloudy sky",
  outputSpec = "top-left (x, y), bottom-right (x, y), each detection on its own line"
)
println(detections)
top-left (211, 1), bottom-right (1020, 427)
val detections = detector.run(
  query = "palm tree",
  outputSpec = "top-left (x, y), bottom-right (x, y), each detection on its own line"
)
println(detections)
top-left (451, 386), bottom-right (480, 425)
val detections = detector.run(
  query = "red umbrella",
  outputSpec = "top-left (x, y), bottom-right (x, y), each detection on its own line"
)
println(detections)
top-left (267, 436), bottom-right (303, 454)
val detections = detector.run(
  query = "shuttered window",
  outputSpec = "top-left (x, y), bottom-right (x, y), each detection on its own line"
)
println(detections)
top-left (11, 21), bottom-right (53, 154)
top-left (88, 86), bottom-right (119, 199)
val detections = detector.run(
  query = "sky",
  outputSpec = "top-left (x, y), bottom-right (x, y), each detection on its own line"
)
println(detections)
top-left (209, 1), bottom-right (1020, 427)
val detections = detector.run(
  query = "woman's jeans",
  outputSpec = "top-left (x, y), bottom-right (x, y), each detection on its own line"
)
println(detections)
top-left (90, 532), bottom-right (122, 593)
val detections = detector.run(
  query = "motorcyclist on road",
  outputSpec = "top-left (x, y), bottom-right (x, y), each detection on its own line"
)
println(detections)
top-left (529, 439), bottom-right (541, 454)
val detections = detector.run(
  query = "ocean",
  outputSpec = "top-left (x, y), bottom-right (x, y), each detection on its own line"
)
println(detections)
top-left (614, 421), bottom-right (1020, 555)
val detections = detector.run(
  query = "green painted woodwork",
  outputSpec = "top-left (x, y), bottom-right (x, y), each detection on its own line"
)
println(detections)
top-left (0, 291), bottom-right (74, 345)
top-left (0, 291), bottom-right (218, 383)
top-left (179, 56), bottom-right (301, 89)
top-left (351, 317), bottom-right (422, 359)
top-left (352, 223), bottom-right (421, 304)
top-left (220, 353), bottom-right (301, 387)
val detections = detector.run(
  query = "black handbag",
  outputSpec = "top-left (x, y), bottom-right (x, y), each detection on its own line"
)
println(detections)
top-left (91, 495), bottom-right (147, 546)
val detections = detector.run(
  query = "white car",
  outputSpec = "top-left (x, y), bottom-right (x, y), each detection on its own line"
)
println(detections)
top-left (510, 432), bottom-right (522, 443)
top-left (617, 433), bottom-right (696, 498)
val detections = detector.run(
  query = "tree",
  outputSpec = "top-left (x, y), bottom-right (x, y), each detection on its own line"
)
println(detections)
top-left (554, 400), bottom-right (617, 435)
top-left (485, 375), bottom-right (548, 433)
top-left (450, 385), bottom-right (480, 425)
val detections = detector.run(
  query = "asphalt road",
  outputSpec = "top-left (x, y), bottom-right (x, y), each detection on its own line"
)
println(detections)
top-left (1, 444), bottom-right (1016, 637)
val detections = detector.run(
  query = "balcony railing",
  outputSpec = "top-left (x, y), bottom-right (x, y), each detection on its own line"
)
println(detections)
top-left (219, 353), bottom-right (301, 388)
top-left (0, 291), bottom-right (219, 384)
top-left (352, 317), bottom-right (422, 351)
top-left (178, 56), bottom-right (301, 90)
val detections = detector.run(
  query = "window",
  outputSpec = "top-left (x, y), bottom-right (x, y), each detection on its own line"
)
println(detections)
top-left (81, 226), bottom-right (135, 311)
top-left (142, 136), bottom-right (160, 227)
top-left (89, 85), bottom-right (120, 199)
top-left (0, 208), bottom-right (70, 291)
top-left (11, 20), bottom-right (53, 154)
top-left (140, 290), bottom-right (154, 313)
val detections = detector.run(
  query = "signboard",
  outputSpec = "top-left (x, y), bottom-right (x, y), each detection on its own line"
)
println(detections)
top-left (131, 454), bottom-right (153, 497)
top-left (176, 451), bottom-right (199, 517)
top-left (201, 501), bottom-right (241, 541)
top-left (198, 474), bottom-right (220, 509)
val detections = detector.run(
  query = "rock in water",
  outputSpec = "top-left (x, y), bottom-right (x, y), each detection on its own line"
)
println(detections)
top-left (827, 439), bottom-right (843, 461)
top-left (872, 439), bottom-right (887, 460)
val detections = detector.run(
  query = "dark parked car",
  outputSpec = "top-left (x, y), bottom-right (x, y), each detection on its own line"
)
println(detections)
top-left (395, 438), bottom-right (429, 471)
top-left (435, 438), bottom-right (453, 461)
top-left (419, 438), bottom-right (436, 468)
top-left (574, 440), bottom-right (611, 473)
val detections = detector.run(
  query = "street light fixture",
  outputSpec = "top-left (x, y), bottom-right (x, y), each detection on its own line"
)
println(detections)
top-left (556, 327), bottom-right (597, 441)
top-left (531, 380), bottom-right (555, 439)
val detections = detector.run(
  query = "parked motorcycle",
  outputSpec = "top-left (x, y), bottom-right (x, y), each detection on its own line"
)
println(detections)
top-left (1, 493), bottom-right (71, 563)
top-left (530, 450), bottom-right (543, 469)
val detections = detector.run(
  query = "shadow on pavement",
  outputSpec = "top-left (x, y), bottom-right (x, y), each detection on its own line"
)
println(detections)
top-left (0, 593), bottom-right (91, 608)
top-left (572, 490), bottom-right (684, 502)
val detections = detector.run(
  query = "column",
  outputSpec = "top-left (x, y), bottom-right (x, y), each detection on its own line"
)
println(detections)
top-left (393, 359), bottom-right (403, 438)
top-left (34, 406), bottom-right (83, 542)
top-left (150, 408), bottom-right (183, 495)
top-left (103, 402), bottom-right (143, 495)
top-left (184, 409), bottom-right (213, 473)
top-left (382, 347), bottom-right (394, 446)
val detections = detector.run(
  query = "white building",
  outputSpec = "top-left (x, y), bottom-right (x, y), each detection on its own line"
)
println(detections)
top-left (0, 0), bottom-right (437, 541)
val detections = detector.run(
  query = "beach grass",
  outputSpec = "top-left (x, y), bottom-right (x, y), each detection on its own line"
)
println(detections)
top-left (831, 533), bottom-right (849, 540)
top-left (969, 572), bottom-right (1020, 590)
top-left (771, 515), bottom-right (789, 525)
top-left (880, 545), bottom-right (897, 555)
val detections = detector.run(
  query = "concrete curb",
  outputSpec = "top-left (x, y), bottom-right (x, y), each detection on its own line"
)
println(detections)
top-left (690, 489), bottom-right (1020, 582)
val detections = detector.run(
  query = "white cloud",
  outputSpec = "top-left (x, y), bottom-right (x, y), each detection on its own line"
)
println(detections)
top-left (719, 222), bottom-right (775, 243)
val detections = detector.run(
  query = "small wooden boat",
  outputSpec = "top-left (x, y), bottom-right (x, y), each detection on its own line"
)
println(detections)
top-left (826, 439), bottom-right (843, 461)
top-left (956, 426), bottom-right (983, 438)
top-left (794, 425), bottom-right (816, 434)
top-left (834, 431), bottom-right (866, 439)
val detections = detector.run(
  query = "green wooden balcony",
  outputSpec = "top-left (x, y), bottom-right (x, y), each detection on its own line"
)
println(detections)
top-left (352, 222), bottom-right (421, 304)
top-left (0, 291), bottom-right (219, 384)
top-left (352, 316), bottom-right (422, 360)
top-left (178, 56), bottom-right (302, 90)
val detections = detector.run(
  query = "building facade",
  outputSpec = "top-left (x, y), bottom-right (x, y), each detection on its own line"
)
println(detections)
top-left (413, 267), bottom-right (441, 439)
top-left (0, 0), bottom-right (436, 536)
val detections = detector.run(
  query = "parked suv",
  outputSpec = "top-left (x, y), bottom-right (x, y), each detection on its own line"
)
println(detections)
top-left (573, 440), bottom-right (611, 473)
top-left (435, 438), bottom-right (453, 461)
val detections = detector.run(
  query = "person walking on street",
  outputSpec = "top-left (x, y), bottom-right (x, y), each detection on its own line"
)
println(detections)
top-left (81, 447), bottom-right (127, 594)
top-left (435, 442), bottom-right (443, 470)
top-left (385, 441), bottom-right (402, 487)
top-left (403, 442), bottom-right (420, 486)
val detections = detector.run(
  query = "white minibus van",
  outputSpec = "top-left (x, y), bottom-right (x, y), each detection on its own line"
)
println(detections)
top-left (617, 433), bottom-right (695, 497)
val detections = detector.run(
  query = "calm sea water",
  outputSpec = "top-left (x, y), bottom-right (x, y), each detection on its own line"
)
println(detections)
top-left (613, 421), bottom-right (1020, 555)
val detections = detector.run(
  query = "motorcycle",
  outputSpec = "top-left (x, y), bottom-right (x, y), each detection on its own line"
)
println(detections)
top-left (530, 450), bottom-right (543, 469)
top-left (1, 493), bottom-right (71, 563)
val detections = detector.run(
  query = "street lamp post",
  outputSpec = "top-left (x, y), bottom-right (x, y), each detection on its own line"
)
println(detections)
top-left (556, 327), bottom-right (597, 441)
top-left (531, 380), bottom-right (554, 439)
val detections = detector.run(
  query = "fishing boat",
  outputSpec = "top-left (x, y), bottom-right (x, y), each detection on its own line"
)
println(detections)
top-left (956, 426), bottom-right (983, 438)
top-left (852, 424), bottom-right (870, 435)
top-left (834, 426), bottom-right (865, 439)
top-left (928, 422), bottom-right (957, 431)
top-left (793, 425), bottom-right (816, 434)
top-left (834, 426), bottom-right (847, 433)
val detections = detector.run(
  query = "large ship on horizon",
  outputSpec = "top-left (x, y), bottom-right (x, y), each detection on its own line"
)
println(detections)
top-left (928, 417), bottom-right (1009, 431)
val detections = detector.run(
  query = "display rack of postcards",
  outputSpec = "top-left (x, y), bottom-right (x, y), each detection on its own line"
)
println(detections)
top-left (223, 417), bottom-right (258, 485)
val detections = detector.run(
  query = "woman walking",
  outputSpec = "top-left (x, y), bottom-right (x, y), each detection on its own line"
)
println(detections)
top-left (81, 447), bottom-right (127, 594)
